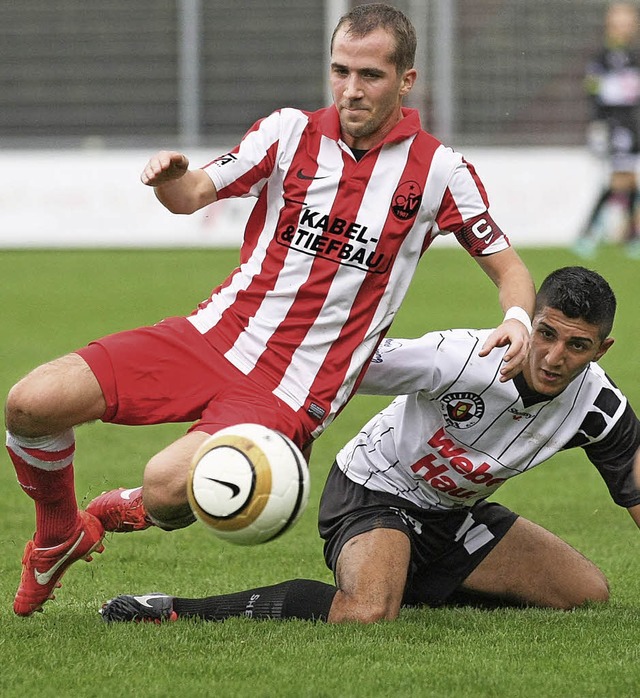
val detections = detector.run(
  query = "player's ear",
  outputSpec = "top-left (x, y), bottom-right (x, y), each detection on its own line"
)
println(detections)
top-left (399, 69), bottom-right (417, 96)
top-left (594, 336), bottom-right (614, 361)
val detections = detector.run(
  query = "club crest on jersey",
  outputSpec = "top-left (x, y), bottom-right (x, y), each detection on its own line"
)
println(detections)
top-left (441, 392), bottom-right (485, 429)
top-left (391, 180), bottom-right (422, 220)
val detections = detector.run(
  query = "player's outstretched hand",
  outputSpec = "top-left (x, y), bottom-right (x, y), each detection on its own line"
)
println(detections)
top-left (479, 319), bottom-right (530, 382)
top-left (141, 151), bottom-right (190, 187)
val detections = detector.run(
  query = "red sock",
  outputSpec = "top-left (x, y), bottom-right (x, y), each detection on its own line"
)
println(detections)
top-left (6, 431), bottom-right (80, 547)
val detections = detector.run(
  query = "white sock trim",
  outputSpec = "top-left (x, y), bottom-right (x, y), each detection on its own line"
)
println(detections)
top-left (6, 429), bottom-right (75, 471)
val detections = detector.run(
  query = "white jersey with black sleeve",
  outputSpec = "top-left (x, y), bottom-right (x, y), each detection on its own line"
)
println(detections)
top-left (336, 331), bottom-right (640, 512)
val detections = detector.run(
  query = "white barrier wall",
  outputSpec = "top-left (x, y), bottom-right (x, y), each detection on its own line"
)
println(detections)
top-left (0, 147), bottom-right (604, 248)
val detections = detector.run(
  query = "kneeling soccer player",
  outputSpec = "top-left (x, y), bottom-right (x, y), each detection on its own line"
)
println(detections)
top-left (101, 267), bottom-right (640, 623)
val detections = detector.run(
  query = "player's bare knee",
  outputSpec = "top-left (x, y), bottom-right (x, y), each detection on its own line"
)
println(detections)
top-left (5, 355), bottom-right (99, 435)
top-left (580, 568), bottom-right (610, 605)
top-left (143, 432), bottom-right (208, 527)
top-left (142, 475), bottom-right (193, 530)
top-left (558, 567), bottom-right (609, 609)
top-left (142, 454), bottom-right (193, 529)
top-left (5, 378), bottom-right (49, 435)
top-left (142, 475), bottom-right (182, 511)
top-left (328, 591), bottom-right (400, 624)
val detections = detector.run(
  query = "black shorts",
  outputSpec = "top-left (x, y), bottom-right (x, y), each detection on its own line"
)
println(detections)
top-left (318, 463), bottom-right (518, 607)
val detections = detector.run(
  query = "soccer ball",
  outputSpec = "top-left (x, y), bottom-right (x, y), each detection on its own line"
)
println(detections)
top-left (187, 423), bottom-right (310, 545)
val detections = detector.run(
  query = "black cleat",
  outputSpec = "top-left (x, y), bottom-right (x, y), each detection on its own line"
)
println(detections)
top-left (100, 593), bottom-right (177, 623)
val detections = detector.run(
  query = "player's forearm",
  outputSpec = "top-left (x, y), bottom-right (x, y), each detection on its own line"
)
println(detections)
top-left (476, 248), bottom-right (536, 317)
top-left (495, 256), bottom-right (536, 317)
top-left (154, 169), bottom-right (217, 215)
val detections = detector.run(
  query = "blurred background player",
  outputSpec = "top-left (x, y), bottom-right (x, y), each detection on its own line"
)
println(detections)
top-left (101, 267), bottom-right (640, 624)
top-left (576, 2), bottom-right (640, 258)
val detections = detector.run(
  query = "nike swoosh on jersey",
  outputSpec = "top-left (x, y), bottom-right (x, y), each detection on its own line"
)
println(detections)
top-left (296, 168), bottom-right (330, 181)
top-left (34, 531), bottom-right (86, 585)
top-left (203, 477), bottom-right (241, 498)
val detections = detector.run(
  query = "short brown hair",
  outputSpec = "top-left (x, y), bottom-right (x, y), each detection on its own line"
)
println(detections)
top-left (331, 3), bottom-right (417, 74)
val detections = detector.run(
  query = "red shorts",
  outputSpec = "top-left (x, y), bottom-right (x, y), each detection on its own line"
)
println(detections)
top-left (75, 316), bottom-right (315, 448)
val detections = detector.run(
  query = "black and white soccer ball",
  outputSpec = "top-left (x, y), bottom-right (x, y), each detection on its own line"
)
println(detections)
top-left (187, 423), bottom-right (310, 545)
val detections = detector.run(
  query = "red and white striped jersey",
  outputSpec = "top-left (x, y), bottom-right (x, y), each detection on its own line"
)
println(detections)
top-left (341, 331), bottom-right (640, 511)
top-left (189, 106), bottom-right (510, 438)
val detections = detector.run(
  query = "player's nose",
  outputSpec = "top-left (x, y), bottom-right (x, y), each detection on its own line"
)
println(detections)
top-left (343, 75), bottom-right (364, 99)
top-left (545, 342), bottom-right (566, 366)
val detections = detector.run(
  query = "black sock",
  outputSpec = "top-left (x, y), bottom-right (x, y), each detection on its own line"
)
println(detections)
top-left (172, 579), bottom-right (337, 622)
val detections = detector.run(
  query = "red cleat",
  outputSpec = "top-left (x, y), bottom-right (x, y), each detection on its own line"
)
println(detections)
top-left (86, 486), bottom-right (153, 533)
top-left (14, 510), bottom-right (105, 616)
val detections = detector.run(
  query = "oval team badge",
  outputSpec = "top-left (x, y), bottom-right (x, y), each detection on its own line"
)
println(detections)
top-left (391, 180), bottom-right (422, 220)
top-left (441, 392), bottom-right (485, 429)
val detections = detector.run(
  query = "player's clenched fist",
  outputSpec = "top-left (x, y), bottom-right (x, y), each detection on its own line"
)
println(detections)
top-left (140, 150), bottom-right (217, 214)
top-left (141, 151), bottom-right (190, 186)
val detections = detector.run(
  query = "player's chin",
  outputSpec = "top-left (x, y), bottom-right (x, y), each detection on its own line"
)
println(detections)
top-left (532, 371), bottom-right (567, 396)
top-left (340, 114), bottom-right (371, 134)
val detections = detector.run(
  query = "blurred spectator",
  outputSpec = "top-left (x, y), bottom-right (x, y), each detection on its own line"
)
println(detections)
top-left (576, 2), bottom-right (640, 258)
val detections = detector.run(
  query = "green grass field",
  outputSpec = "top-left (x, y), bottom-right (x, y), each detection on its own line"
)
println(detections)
top-left (1, 246), bottom-right (639, 697)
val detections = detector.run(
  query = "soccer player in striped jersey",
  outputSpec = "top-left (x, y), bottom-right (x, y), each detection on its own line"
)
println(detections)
top-left (5, 4), bottom-right (534, 617)
top-left (101, 267), bottom-right (640, 624)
